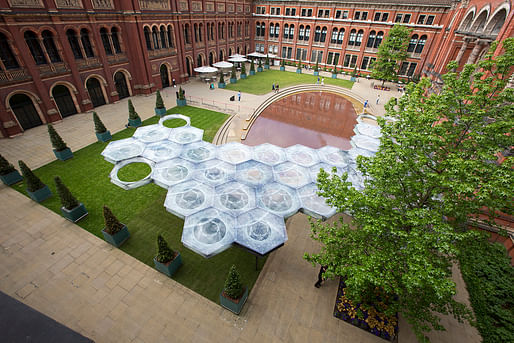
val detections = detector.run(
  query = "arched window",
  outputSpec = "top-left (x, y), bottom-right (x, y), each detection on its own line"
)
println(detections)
top-left (366, 30), bottom-right (376, 48)
top-left (152, 27), bottom-right (160, 49)
top-left (80, 29), bottom-right (94, 57)
top-left (199, 23), bottom-right (203, 42)
top-left (415, 35), bottom-right (426, 53)
top-left (269, 23), bottom-right (275, 38)
top-left (0, 33), bottom-right (19, 69)
top-left (284, 24), bottom-right (289, 39)
top-left (167, 25), bottom-right (174, 48)
top-left (337, 29), bottom-right (345, 44)
top-left (111, 27), bottom-right (122, 53)
top-left (219, 49), bottom-right (224, 61)
top-left (206, 23), bottom-right (210, 41)
top-left (237, 22), bottom-right (241, 37)
top-left (407, 34), bottom-right (418, 52)
top-left (222, 23), bottom-right (225, 39)
top-left (256, 22), bottom-right (261, 36)
top-left (314, 26), bottom-right (321, 42)
top-left (67, 29), bottom-right (83, 59)
top-left (331, 28), bottom-right (338, 43)
top-left (348, 29), bottom-right (357, 46)
top-left (299, 25), bottom-right (305, 40)
top-left (184, 24), bottom-right (191, 44)
top-left (218, 22), bottom-right (221, 39)
top-left (355, 30), bottom-right (364, 46)
top-left (25, 31), bottom-right (47, 65)
top-left (305, 25), bottom-right (310, 41)
top-left (274, 24), bottom-right (279, 38)
top-left (194, 24), bottom-right (198, 42)
top-left (245, 21), bottom-right (249, 36)
top-left (289, 24), bottom-right (294, 39)
top-left (100, 27), bottom-right (113, 55)
top-left (320, 27), bottom-right (327, 42)
top-left (160, 26), bottom-right (167, 48)
top-left (485, 9), bottom-right (506, 35)
top-left (144, 27), bottom-right (152, 50)
top-left (375, 31), bottom-right (384, 48)
top-left (261, 23), bottom-right (265, 37)
top-left (42, 30), bottom-right (61, 63)
top-left (197, 54), bottom-right (202, 67)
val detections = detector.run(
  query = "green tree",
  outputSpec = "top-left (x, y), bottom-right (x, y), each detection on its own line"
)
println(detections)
top-left (219, 73), bottom-right (225, 84)
top-left (305, 39), bottom-right (514, 342)
top-left (178, 87), bottom-right (185, 100)
top-left (18, 160), bottom-right (45, 192)
top-left (265, 54), bottom-right (270, 66)
top-left (281, 59), bottom-right (285, 68)
top-left (103, 205), bottom-right (124, 235)
top-left (155, 90), bottom-right (165, 109)
top-left (155, 234), bottom-right (176, 263)
top-left (250, 59), bottom-right (255, 72)
top-left (128, 100), bottom-right (140, 120)
top-left (92, 112), bottom-right (107, 133)
top-left (54, 176), bottom-right (79, 210)
top-left (231, 65), bottom-right (237, 79)
top-left (258, 59), bottom-right (262, 68)
top-left (47, 124), bottom-right (67, 151)
top-left (223, 265), bottom-right (243, 299)
top-left (0, 154), bottom-right (16, 175)
top-left (371, 24), bottom-right (411, 85)
top-left (314, 60), bottom-right (319, 72)
top-left (241, 62), bottom-right (246, 75)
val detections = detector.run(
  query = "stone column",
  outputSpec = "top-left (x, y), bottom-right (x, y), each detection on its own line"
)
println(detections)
top-left (466, 40), bottom-right (484, 65)
top-left (455, 38), bottom-right (470, 65)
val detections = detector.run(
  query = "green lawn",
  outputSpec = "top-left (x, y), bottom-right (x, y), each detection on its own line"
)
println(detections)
top-left (13, 105), bottom-right (267, 303)
top-left (225, 69), bottom-right (354, 94)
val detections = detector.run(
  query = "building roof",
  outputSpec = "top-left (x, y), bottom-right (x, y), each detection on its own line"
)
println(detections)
top-left (264, 0), bottom-right (453, 7)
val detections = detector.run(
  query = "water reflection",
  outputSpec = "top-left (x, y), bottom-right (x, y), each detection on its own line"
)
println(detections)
top-left (244, 91), bottom-right (358, 149)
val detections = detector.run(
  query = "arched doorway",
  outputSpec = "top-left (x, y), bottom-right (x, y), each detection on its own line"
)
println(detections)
top-left (186, 57), bottom-right (192, 76)
top-left (209, 52), bottom-right (214, 65)
top-left (160, 64), bottom-right (170, 88)
top-left (219, 49), bottom-right (224, 61)
top-left (229, 48), bottom-right (232, 56)
top-left (9, 94), bottom-right (42, 130)
top-left (114, 72), bottom-right (130, 99)
top-left (197, 54), bottom-right (203, 67)
top-left (52, 85), bottom-right (77, 118)
top-left (86, 77), bottom-right (106, 107)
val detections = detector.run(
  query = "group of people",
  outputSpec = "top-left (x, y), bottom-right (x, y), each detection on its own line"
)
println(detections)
top-left (363, 95), bottom-right (380, 109)
top-left (316, 77), bottom-right (325, 86)
top-left (271, 82), bottom-right (280, 93)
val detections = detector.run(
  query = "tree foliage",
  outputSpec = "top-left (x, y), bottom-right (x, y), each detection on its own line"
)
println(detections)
top-left (155, 234), bottom-right (176, 263)
top-left (258, 58), bottom-right (262, 68)
top-left (0, 154), bottom-right (16, 175)
top-left (92, 112), bottom-right (107, 133)
top-left (47, 124), bottom-right (68, 151)
top-left (103, 205), bottom-right (125, 235)
top-left (371, 24), bottom-right (411, 84)
top-left (18, 160), bottom-right (45, 192)
top-left (223, 265), bottom-right (244, 299)
top-left (314, 60), bottom-right (319, 72)
top-left (219, 73), bottom-right (225, 84)
top-left (265, 55), bottom-right (270, 66)
top-left (231, 65), bottom-right (237, 79)
top-left (178, 87), bottom-right (185, 100)
top-left (281, 59), bottom-right (285, 67)
top-left (128, 100), bottom-right (140, 120)
top-left (54, 176), bottom-right (79, 210)
top-left (241, 62), bottom-right (246, 75)
top-left (305, 38), bottom-right (514, 342)
top-left (250, 59), bottom-right (255, 72)
top-left (155, 90), bottom-right (165, 109)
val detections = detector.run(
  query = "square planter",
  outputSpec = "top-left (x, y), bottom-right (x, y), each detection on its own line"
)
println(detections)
top-left (230, 78), bottom-right (237, 84)
top-left (280, 66), bottom-right (285, 71)
top-left (155, 107), bottom-right (167, 116)
top-left (296, 68), bottom-right (302, 74)
top-left (27, 185), bottom-right (52, 203)
top-left (60, 203), bottom-right (88, 223)
top-left (95, 130), bottom-right (112, 142)
top-left (176, 99), bottom-right (187, 107)
top-left (332, 74), bottom-right (338, 79)
top-left (218, 82), bottom-right (226, 88)
top-left (313, 71), bottom-right (319, 76)
top-left (153, 253), bottom-right (182, 277)
top-left (53, 148), bottom-right (73, 161)
top-left (102, 225), bottom-right (129, 248)
top-left (220, 287), bottom-right (248, 315)
top-left (240, 74), bottom-right (247, 79)
top-left (350, 76), bottom-right (357, 82)
top-left (128, 117), bottom-right (142, 127)
top-left (0, 170), bottom-right (23, 186)
top-left (249, 70), bottom-right (256, 75)
top-left (257, 67), bottom-right (263, 72)
top-left (264, 65), bottom-right (270, 69)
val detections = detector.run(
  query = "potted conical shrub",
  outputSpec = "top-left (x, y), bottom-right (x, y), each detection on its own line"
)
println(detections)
top-left (249, 60), bottom-right (256, 75)
top-left (350, 66), bottom-right (357, 82)
top-left (220, 265), bottom-right (248, 315)
top-left (332, 64), bottom-right (338, 79)
top-left (128, 100), bottom-right (142, 127)
top-left (176, 87), bottom-right (187, 106)
top-left (296, 59), bottom-right (302, 74)
top-left (264, 55), bottom-right (270, 69)
top-left (153, 234), bottom-right (182, 277)
top-left (154, 90), bottom-right (166, 116)
top-left (101, 205), bottom-right (129, 247)
top-left (93, 112), bottom-right (111, 142)
top-left (48, 124), bottom-right (73, 161)
top-left (280, 59), bottom-right (285, 71)
top-left (257, 59), bottom-right (263, 72)
top-left (0, 154), bottom-right (23, 185)
top-left (54, 176), bottom-right (88, 222)
top-left (240, 62), bottom-right (247, 79)
top-left (18, 160), bottom-right (52, 202)
top-left (313, 60), bottom-right (319, 76)
top-left (218, 73), bottom-right (226, 88)
top-left (230, 65), bottom-right (237, 83)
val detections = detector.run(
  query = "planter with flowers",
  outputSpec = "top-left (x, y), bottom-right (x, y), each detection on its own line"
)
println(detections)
top-left (153, 234), bottom-right (182, 277)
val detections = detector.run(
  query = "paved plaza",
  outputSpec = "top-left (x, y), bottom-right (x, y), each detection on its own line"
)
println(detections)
top-left (0, 68), bottom-right (479, 342)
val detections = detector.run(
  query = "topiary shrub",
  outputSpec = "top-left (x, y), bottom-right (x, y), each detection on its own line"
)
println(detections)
top-left (103, 205), bottom-right (124, 235)
top-left (231, 65), bottom-right (237, 79)
top-left (241, 62), bottom-right (246, 74)
top-left (156, 234), bottom-right (176, 263)
top-left (314, 60), bottom-right (319, 72)
top-left (219, 73), bottom-right (225, 83)
top-left (281, 59), bottom-right (285, 67)
top-left (128, 100), bottom-right (140, 120)
top-left (155, 90), bottom-right (165, 109)
top-left (54, 176), bottom-right (79, 210)
top-left (93, 112), bottom-right (107, 133)
top-left (18, 160), bottom-right (45, 192)
top-left (265, 55), bottom-right (270, 65)
top-left (333, 64), bottom-right (338, 74)
top-left (0, 154), bottom-right (16, 175)
top-left (250, 59), bottom-right (255, 72)
top-left (258, 59), bottom-right (262, 68)
top-left (223, 265), bottom-right (244, 299)
top-left (178, 87), bottom-right (185, 100)
top-left (47, 124), bottom-right (67, 152)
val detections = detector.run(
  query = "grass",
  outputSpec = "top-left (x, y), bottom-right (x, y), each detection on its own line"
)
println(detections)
top-left (118, 163), bottom-right (151, 182)
top-left (13, 105), bottom-right (267, 304)
top-left (225, 69), bottom-right (354, 95)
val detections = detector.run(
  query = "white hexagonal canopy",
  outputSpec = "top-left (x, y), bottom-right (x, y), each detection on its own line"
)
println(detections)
top-left (193, 159), bottom-right (236, 187)
top-left (257, 182), bottom-right (301, 218)
top-left (236, 161), bottom-right (273, 187)
top-left (109, 157), bottom-right (155, 190)
top-left (132, 124), bottom-right (171, 143)
top-left (217, 142), bottom-right (253, 165)
top-left (298, 184), bottom-right (336, 220)
top-left (214, 181), bottom-right (256, 216)
top-left (354, 122), bottom-right (382, 139)
top-left (351, 135), bottom-right (380, 152)
top-left (180, 141), bottom-right (217, 163)
top-left (286, 144), bottom-right (320, 167)
top-left (253, 143), bottom-right (287, 166)
top-left (309, 163), bottom-right (343, 182)
top-left (152, 158), bottom-right (194, 189)
top-left (317, 146), bottom-right (351, 169)
top-left (142, 141), bottom-right (182, 163)
top-left (165, 180), bottom-right (214, 218)
top-left (102, 138), bottom-right (146, 164)
top-left (273, 162), bottom-right (312, 189)
top-left (169, 126), bottom-right (204, 145)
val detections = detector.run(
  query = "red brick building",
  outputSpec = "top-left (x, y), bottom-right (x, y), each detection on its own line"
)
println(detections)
top-left (0, 0), bottom-right (511, 138)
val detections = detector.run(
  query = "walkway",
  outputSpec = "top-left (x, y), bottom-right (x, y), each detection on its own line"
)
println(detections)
top-left (0, 70), bottom-right (479, 343)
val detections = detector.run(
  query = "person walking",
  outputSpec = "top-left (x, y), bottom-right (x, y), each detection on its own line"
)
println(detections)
top-left (317, 76), bottom-right (320, 84)
top-left (364, 100), bottom-right (368, 108)
top-left (321, 77), bottom-right (324, 86)
top-left (315, 265), bottom-right (328, 288)
top-left (238, 90), bottom-right (241, 101)
top-left (272, 83), bottom-right (275, 92)
top-left (276, 84), bottom-right (279, 93)
top-left (376, 94), bottom-right (380, 105)
top-left (172, 78), bottom-right (176, 87)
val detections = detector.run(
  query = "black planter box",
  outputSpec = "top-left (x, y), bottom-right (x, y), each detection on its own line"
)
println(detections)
top-left (27, 185), bottom-right (52, 203)
top-left (102, 225), bottom-right (129, 248)
top-left (0, 170), bottom-right (23, 186)
top-left (60, 203), bottom-right (88, 223)
top-left (95, 131), bottom-right (112, 142)
top-left (220, 287), bottom-right (248, 315)
top-left (128, 118), bottom-right (142, 128)
top-left (53, 148), bottom-right (73, 161)
top-left (153, 253), bottom-right (182, 277)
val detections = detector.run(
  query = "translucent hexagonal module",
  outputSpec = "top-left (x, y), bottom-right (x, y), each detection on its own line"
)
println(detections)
top-left (348, 147), bottom-right (376, 162)
top-left (109, 157), bottom-right (154, 190)
top-left (214, 181), bottom-right (256, 216)
top-left (158, 114), bottom-right (191, 127)
top-left (273, 162), bottom-right (311, 189)
top-left (169, 126), bottom-right (204, 145)
top-left (164, 180), bottom-right (213, 218)
top-left (298, 184), bottom-right (337, 220)
top-left (310, 163), bottom-right (343, 183)
top-left (142, 140), bottom-right (182, 163)
top-left (152, 158), bottom-right (194, 189)
top-left (101, 138), bottom-right (146, 164)
top-left (182, 207), bottom-right (236, 258)
top-left (285, 144), bottom-right (320, 167)
top-left (354, 122), bottom-right (382, 139)
top-left (193, 159), bottom-right (235, 187)
top-left (351, 135), bottom-right (380, 152)
top-left (217, 142), bottom-right (253, 165)
top-left (132, 124), bottom-right (171, 143)
top-left (317, 146), bottom-right (351, 169)
top-left (236, 161), bottom-right (273, 187)
top-left (180, 141), bottom-right (217, 163)
top-left (253, 143), bottom-right (287, 166)
top-left (236, 208), bottom-right (287, 256)
top-left (257, 182), bottom-right (300, 218)
top-left (347, 166), bottom-right (366, 191)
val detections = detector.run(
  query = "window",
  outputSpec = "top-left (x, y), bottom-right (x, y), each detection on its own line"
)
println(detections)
top-left (355, 11), bottom-right (360, 20)
top-left (415, 35), bottom-right (427, 54)
top-left (320, 27), bottom-right (327, 42)
top-left (356, 30), bottom-right (363, 46)
top-left (270, 23), bottom-right (274, 37)
top-left (167, 25), bottom-right (174, 48)
top-left (395, 14), bottom-right (402, 23)
top-left (271, 7), bottom-right (275, 15)
top-left (337, 29), bottom-right (344, 44)
top-left (318, 9), bottom-right (323, 18)
top-left (261, 23), bottom-right (265, 37)
top-left (284, 24), bottom-right (289, 39)
top-left (343, 54), bottom-right (358, 68)
top-left (407, 34), bottom-right (418, 52)
top-left (296, 48), bottom-right (307, 61)
top-left (374, 12), bottom-right (381, 21)
top-left (324, 10), bottom-right (330, 18)
top-left (314, 26), bottom-right (321, 42)
top-left (291, 8), bottom-right (296, 16)
top-left (277, 8), bottom-right (280, 15)
top-left (274, 24), bottom-right (279, 38)
top-left (348, 29), bottom-right (356, 46)
top-left (382, 13), bottom-right (389, 22)
top-left (310, 50), bottom-right (322, 63)
top-left (342, 11), bottom-right (348, 19)
top-left (331, 28), bottom-right (338, 44)
top-left (101, 27), bottom-right (113, 55)
top-left (111, 27), bottom-right (122, 53)
top-left (256, 22), bottom-right (261, 37)
top-left (403, 14), bottom-right (411, 23)
top-left (399, 62), bottom-right (417, 76)
top-left (67, 29), bottom-right (83, 59)
top-left (417, 15), bottom-right (426, 24)
top-left (305, 25), bottom-right (311, 41)
top-left (327, 52), bottom-right (340, 65)
top-left (282, 46), bottom-right (286, 58)
top-left (336, 10), bottom-right (341, 19)
top-left (237, 22), bottom-right (241, 37)
top-left (366, 30), bottom-right (376, 48)
top-left (80, 29), bottom-right (94, 58)
top-left (198, 23), bottom-right (203, 41)
top-left (375, 31), bottom-right (383, 48)
top-left (151, 27), bottom-right (159, 49)
top-left (426, 15), bottom-right (435, 25)
top-left (299, 25), bottom-right (305, 40)
top-left (42, 30), bottom-right (61, 63)
top-left (361, 12), bottom-right (368, 20)
top-left (160, 26), bottom-right (167, 48)
top-left (308, 9), bottom-right (312, 16)
top-left (184, 24), bottom-right (191, 44)
top-left (361, 56), bottom-right (376, 70)
top-left (0, 33), bottom-right (19, 69)
top-left (286, 47), bottom-right (292, 58)
top-left (286, 8), bottom-right (290, 16)
top-left (301, 8), bottom-right (306, 16)
top-left (289, 24), bottom-right (294, 39)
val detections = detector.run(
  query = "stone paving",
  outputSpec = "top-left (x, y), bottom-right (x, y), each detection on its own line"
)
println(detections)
top-left (0, 69), bottom-right (480, 343)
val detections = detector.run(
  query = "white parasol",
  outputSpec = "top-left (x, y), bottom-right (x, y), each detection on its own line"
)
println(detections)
top-left (229, 53), bottom-right (246, 59)
top-left (212, 61), bottom-right (233, 68)
top-left (247, 52), bottom-right (267, 58)
top-left (193, 66), bottom-right (218, 73)
top-left (228, 56), bottom-right (248, 62)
